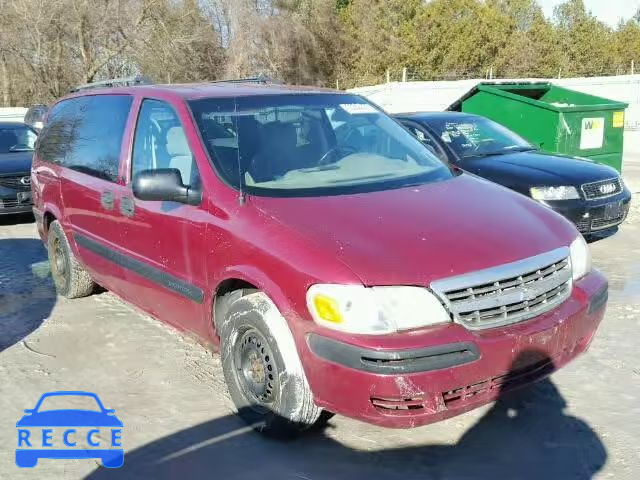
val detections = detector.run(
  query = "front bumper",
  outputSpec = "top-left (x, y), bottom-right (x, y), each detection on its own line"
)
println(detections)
top-left (0, 187), bottom-right (33, 215)
top-left (300, 270), bottom-right (607, 428)
top-left (545, 190), bottom-right (631, 236)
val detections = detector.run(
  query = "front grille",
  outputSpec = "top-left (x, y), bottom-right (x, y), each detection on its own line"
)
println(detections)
top-left (581, 177), bottom-right (623, 200)
top-left (591, 207), bottom-right (628, 230)
top-left (0, 175), bottom-right (30, 190)
top-left (370, 396), bottom-right (425, 412)
top-left (575, 203), bottom-right (629, 233)
top-left (431, 248), bottom-right (572, 330)
top-left (576, 218), bottom-right (591, 233)
top-left (0, 199), bottom-right (20, 208)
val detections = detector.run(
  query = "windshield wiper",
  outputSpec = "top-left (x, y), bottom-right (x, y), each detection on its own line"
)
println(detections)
top-left (299, 165), bottom-right (340, 173)
top-left (463, 152), bottom-right (502, 159)
top-left (464, 147), bottom-right (534, 158)
top-left (503, 146), bottom-right (536, 152)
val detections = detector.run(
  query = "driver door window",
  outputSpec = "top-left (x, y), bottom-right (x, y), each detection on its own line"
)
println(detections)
top-left (132, 99), bottom-right (200, 188)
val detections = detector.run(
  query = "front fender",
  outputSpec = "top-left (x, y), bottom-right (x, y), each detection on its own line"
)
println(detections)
top-left (217, 265), bottom-right (294, 320)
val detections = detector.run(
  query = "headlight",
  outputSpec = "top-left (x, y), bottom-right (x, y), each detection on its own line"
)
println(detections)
top-left (530, 186), bottom-right (580, 201)
top-left (306, 284), bottom-right (451, 334)
top-left (570, 235), bottom-right (592, 281)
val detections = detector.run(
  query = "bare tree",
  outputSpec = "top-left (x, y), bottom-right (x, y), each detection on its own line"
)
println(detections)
top-left (69, 0), bottom-right (152, 83)
top-left (0, 0), bottom-right (153, 103)
top-left (135, 0), bottom-right (225, 84)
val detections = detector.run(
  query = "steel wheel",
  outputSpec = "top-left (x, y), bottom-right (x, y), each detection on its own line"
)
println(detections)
top-left (233, 327), bottom-right (279, 411)
top-left (219, 292), bottom-right (323, 436)
top-left (50, 235), bottom-right (67, 289)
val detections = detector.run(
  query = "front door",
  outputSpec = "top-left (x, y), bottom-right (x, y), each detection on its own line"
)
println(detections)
top-left (119, 98), bottom-right (208, 336)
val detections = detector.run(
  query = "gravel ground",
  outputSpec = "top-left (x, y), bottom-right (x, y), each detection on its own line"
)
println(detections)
top-left (0, 154), bottom-right (639, 479)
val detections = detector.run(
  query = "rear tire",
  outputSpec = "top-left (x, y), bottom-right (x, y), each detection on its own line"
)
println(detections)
top-left (47, 220), bottom-right (95, 298)
top-left (219, 292), bottom-right (322, 438)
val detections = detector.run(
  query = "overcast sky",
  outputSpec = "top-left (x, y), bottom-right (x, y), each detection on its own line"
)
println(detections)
top-left (538, 0), bottom-right (639, 26)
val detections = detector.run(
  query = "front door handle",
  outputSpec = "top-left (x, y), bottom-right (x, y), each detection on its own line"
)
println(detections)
top-left (120, 196), bottom-right (135, 217)
top-left (101, 191), bottom-right (114, 210)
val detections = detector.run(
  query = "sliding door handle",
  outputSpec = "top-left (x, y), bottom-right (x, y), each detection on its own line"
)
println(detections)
top-left (100, 191), bottom-right (114, 210)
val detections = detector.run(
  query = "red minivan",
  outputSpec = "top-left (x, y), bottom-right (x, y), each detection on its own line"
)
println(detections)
top-left (32, 80), bottom-right (608, 436)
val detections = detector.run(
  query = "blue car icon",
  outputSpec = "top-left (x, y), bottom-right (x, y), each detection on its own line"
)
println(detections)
top-left (16, 391), bottom-right (123, 468)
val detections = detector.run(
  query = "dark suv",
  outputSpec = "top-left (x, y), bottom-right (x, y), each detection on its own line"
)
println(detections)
top-left (32, 79), bottom-right (607, 436)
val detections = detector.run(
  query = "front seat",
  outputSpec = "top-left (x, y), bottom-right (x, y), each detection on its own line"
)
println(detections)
top-left (249, 122), bottom-right (298, 182)
top-left (166, 126), bottom-right (193, 186)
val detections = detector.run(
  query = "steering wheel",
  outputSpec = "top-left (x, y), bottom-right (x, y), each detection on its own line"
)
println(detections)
top-left (317, 145), bottom-right (358, 166)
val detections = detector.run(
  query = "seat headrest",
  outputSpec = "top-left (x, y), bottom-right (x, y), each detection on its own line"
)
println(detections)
top-left (261, 121), bottom-right (297, 148)
top-left (166, 127), bottom-right (190, 157)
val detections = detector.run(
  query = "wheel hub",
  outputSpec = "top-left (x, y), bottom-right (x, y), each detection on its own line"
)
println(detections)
top-left (51, 238), bottom-right (66, 281)
top-left (236, 329), bottom-right (277, 405)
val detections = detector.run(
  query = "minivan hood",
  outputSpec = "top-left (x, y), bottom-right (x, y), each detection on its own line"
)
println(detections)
top-left (252, 174), bottom-right (577, 286)
top-left (463, 151), bottom-right (619, 186)
top-left (0, 151), bottom-right (33, 174)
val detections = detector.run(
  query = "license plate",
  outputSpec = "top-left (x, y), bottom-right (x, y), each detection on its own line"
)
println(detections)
top-left (17, 191), bottom-right (32, 203)
top-left (603, 201), bottom-right (623, 220)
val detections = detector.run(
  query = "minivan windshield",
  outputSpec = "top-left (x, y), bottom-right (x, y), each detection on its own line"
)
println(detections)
top-left (189, 94), bottom-right (452, 196)
top-left (426, 116), bottom-right (535, 159)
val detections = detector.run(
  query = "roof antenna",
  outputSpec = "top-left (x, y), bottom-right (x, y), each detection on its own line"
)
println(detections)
top-left (234, 96), bottom-right (246, 206)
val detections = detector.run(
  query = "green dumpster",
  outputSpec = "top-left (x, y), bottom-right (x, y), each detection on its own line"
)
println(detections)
top-left (447, 82), bottom-right (628, 172)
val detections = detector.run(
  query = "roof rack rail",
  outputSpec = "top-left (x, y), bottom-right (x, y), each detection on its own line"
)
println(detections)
top-left (210, 74), bottom-right (283, 85)
top-left (70, 75), bottom-right (153, 93)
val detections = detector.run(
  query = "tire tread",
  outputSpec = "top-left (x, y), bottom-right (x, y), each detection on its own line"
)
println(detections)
top-left (48, 220), bottom-right (95, 298)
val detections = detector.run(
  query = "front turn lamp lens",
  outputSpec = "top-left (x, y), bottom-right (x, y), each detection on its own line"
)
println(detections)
top-left (313, 294), bottom-right (343, 324)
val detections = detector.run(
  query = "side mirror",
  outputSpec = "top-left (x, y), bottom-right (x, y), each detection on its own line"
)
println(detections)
top-left (132, 168), bottom-right (201, 206)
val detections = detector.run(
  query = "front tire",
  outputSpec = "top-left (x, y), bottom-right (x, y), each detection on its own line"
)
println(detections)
top-left (219, 292), bottom-right (321, 438)
top-left (47, 220), bottom-right (95, 298)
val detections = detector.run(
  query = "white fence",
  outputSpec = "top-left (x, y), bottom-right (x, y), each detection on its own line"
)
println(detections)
top-left (351, 75), bottom-right (640, 129)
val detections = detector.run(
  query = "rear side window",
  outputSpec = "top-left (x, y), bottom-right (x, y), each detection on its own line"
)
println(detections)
top-left (37, 99), bottom-right (78, 165)
top-left (67, 95), bottom-right (133, 181)
top-left (37, 95), bottom-right (133, 182)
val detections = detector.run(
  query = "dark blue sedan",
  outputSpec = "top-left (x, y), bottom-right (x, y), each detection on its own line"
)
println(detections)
top-left (396, 112), bottom-right (632, 241)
